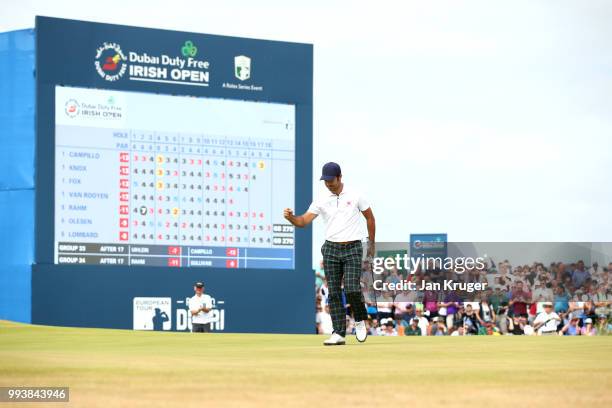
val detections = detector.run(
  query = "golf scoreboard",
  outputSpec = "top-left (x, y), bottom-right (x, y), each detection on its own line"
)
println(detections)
top-left (30, 16), bottom-right (312, 333)
top-left (54, 86), bottom-right (295, 269)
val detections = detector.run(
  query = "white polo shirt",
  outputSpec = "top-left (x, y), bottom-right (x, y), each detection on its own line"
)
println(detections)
top-left (533, 310), bottom-right (560, 334)
top-left (189, 293), bottom-right (214, 324)
top-left (307, 186), bottom-right (370, 242)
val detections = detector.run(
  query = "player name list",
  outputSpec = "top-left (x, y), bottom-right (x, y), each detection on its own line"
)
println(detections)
top-left (55, 125), bottom-right (295, 269)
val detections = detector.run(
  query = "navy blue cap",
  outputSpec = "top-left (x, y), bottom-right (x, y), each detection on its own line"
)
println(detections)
top-left (195, 282), bottom-right (204, 288)
top-left (320, 162), bottom-right (341, 181)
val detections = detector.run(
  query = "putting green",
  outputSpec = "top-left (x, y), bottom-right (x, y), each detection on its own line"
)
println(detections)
top-left (1, 320), bottom-right (610, 407)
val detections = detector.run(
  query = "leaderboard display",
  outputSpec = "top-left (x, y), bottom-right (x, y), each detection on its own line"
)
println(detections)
top-left (54, 86), bottom-right (295, 268)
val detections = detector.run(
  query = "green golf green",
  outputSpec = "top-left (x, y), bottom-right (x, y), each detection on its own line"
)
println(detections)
top-left (1, 320), bottom-right (610, 407)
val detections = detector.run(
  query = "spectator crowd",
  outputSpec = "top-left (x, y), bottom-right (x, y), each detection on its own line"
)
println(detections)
top-left (315, 257), bottom-right (611, 336)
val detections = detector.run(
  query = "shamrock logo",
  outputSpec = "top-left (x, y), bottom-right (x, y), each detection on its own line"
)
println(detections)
top-left (181, 40), bottom-right (197, 57)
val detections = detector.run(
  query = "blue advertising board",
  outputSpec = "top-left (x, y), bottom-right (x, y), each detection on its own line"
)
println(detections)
top-left (29, 16), bottom-right (313, 333)
top-left (409, 233), bottom-right (448, 259)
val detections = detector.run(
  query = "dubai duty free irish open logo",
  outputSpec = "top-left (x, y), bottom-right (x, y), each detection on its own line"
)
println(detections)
top-left (95, 42), bottom-right (127, 81)
top-left (64, 99), bottom-right (79, 118)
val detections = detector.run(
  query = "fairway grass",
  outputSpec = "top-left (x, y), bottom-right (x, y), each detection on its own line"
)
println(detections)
top-left (1, 320), bottom-right (611, 407)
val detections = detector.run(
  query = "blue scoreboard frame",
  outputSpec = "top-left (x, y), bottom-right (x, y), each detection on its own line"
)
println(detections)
top-left (32, 16), bottom-right (313, 333)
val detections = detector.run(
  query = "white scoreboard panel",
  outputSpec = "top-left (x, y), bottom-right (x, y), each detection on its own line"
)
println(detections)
top-left (54, 86), bottom-right (295, 269)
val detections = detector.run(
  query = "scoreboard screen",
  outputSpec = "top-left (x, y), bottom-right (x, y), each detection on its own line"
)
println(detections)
top-left (54, 86), bottom-right (296, 269)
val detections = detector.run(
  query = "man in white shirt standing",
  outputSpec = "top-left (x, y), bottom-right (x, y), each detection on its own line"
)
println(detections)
top-left (533, 301), bottom-right (561, 335)
top-left (189, 281), bottom-right (214, 333)
top-left (284, 162), bottom-right (376, 346)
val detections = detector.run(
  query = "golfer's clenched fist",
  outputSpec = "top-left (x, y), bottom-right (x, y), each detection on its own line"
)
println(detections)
top-left (284, 208), bottom-right (317, 228)
top-left (283, 208), bottom-right (294, 220)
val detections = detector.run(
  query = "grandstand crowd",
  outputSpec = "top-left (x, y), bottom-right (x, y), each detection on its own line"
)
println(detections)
top-left (315, 257), bottom-right (612, 336)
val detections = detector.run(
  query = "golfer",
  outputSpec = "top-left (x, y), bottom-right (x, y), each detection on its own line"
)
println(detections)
top-left (284, 162), bottom-right (376, 345)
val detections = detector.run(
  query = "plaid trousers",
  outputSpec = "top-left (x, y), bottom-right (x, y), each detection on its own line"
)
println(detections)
top-left (322, 240), bottom-right (368, 337)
